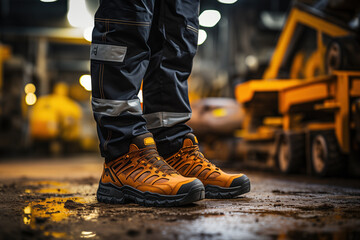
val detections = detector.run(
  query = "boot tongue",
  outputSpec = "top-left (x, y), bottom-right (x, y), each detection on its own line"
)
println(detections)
top-left (129, 133), bottom-right (177, 174)
top-left (183, 133), bottom-right (199, 147)
top-left (129, 133), bottom-right (157, 152)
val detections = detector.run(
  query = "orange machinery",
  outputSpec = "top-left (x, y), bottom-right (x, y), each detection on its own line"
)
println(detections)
top-left (235, 3), bottom-right (360, 176)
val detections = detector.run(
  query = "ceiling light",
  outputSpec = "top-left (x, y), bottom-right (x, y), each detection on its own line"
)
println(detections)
top-left (67, 0), bottom-right (93, 28)
top-left (199, 10), bottom-right (221, 28)
top-left (218, 0), bottom-right (238, 4)
top-left (40, 0), bottom-right (58, 2)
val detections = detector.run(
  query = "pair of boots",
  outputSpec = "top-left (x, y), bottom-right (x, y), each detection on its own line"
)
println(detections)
top-left (97, 133), bottom-right (250, 207)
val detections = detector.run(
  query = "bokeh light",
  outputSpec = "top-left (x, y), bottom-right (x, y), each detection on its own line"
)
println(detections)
top-left (25, 93), bottom-right (37, 106)
top-left (198, 29), bottom-right (207, 45)
top-left (79, 74), bottom-right (92, 91)
top-left (199, 10), bottom-right (221, 28)
top-left (24, 83), bottom-right (36, 94)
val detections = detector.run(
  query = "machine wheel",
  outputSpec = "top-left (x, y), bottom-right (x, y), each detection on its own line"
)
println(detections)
top-left (325, 37), bottom-right (360, 74)
top-left (277, 132), bottom-right (305, 174)
top-left (310, 131), bottom-right (345, 177)
top-left (325, 41), bottom-right (342, 74)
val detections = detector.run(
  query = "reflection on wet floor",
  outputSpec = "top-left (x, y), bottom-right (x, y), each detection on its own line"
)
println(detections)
top-left (24, 197), bottom-right (84, 223)
top-left (22, 181), bottom-right (98, 239)
top-left (0, 173), bottom-right (357, 239)
top-left (81, 231), bottom-right (97, 239)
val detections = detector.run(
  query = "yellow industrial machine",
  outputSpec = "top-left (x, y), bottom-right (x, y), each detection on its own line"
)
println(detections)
top-left (30, 83), bottom-right (83, 153)
top-left (235, 3), bottom-right (360, 176)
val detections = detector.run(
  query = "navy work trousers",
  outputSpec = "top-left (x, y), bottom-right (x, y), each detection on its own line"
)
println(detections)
top-left (91, 0), bottom-right (200, 162)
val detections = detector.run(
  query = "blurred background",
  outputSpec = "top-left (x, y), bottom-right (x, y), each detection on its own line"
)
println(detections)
top-left (0, 0), bottom-right (360, 177)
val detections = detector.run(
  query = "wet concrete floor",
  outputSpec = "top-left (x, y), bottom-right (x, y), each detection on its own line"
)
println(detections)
top-left (0, 154), bottom-right (359, 240)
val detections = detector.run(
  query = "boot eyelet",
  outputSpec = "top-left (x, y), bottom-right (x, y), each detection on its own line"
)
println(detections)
top-left (155, 170), bottom-right (159, 173)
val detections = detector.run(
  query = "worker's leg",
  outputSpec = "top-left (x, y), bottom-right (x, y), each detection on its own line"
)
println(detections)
top-left (91, 1), bottom-right (205, 207)
top-left (91, 0), bottom-right (154, 162)
top-left (143, 0), bottom-right (200, 158)
top-left (143, 0), bottom-right (251, 200)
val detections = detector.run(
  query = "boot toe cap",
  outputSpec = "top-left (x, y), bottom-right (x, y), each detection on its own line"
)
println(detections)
top-left (230, 174), bottom-right (250, 188)
top-left (177, 179), bottom-right (204, 195)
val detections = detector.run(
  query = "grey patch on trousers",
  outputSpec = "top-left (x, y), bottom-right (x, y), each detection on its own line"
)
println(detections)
top-left (92, 97), bottom-right (142, 116)
top-left (90, 44), bottom-right (127, 62)
top-left (143, 112), bottom-right (192, 129)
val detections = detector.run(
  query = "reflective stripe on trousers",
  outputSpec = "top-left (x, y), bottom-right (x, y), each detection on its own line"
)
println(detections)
top-left (91, 0), bottom-right (200, 161)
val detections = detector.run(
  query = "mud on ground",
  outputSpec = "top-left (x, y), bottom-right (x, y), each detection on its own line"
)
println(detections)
top-left (1, 169), bottom-right (360, 240)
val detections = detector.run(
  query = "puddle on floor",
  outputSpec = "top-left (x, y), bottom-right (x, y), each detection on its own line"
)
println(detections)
top-left (22, 181), bottom-right (98, 239)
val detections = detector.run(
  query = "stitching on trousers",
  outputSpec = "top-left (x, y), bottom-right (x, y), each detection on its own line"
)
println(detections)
top-left (98, 64), bottom-right (101, 98)
top-left (95, 17), bottom-right (151, 25)
top-left (96, 20), bottom-right (150, 27)
top-left (98, 20), bottom-right (106, 99)
top-left (101, 64), bottom-right (105, 98)
top-left (102, 20), bottom-right (109, 98)
top-left (98, 64), bottom-right (104, 99)
top-left (99, 19), bottom-right (109, 99)
top-left (107, 20), bottom-right (110, 41)
top-left (95, 19), bottom-right (150, 27)
top-left (103, 20), bottom-right (108, 98)
top-left (187, 25), bottom-right (198, 32)
top-left (187, 25), bottom-right (198, 34)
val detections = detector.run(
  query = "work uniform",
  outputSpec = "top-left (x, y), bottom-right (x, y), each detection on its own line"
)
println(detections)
top-left (91, 0), bottom-right (200, 162)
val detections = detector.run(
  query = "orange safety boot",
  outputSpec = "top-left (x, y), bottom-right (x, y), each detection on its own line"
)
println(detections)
top-left (96, 133), bottom-right (205, 207)
top-left (165, 133), bottom-right (250, 199)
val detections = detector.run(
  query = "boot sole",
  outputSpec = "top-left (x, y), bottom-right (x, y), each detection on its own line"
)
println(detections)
top-left (97, 181), bottom-right (205, 207)
top-left (205, 175), bottom-right (251, 199)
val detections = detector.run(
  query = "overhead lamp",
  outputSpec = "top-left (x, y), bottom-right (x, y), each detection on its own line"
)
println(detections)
top-left (40, 0), bottom-right (57, 2)
top-left (67, 0), bottom-right (93, 29)
top-left (198, 29), bottom-right (207, 45)
top-left (218, 0), bottom-right (238, 4)
top-left (199, 10), bottom-right (221, 28)
top-left (79, 74), bottom-right (92, 91)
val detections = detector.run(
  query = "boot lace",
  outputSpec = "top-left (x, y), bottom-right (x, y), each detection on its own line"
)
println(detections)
top-left (181, 145), bottom-right (219, 170)
top-left (134, 147), bottom-right (177, 175)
